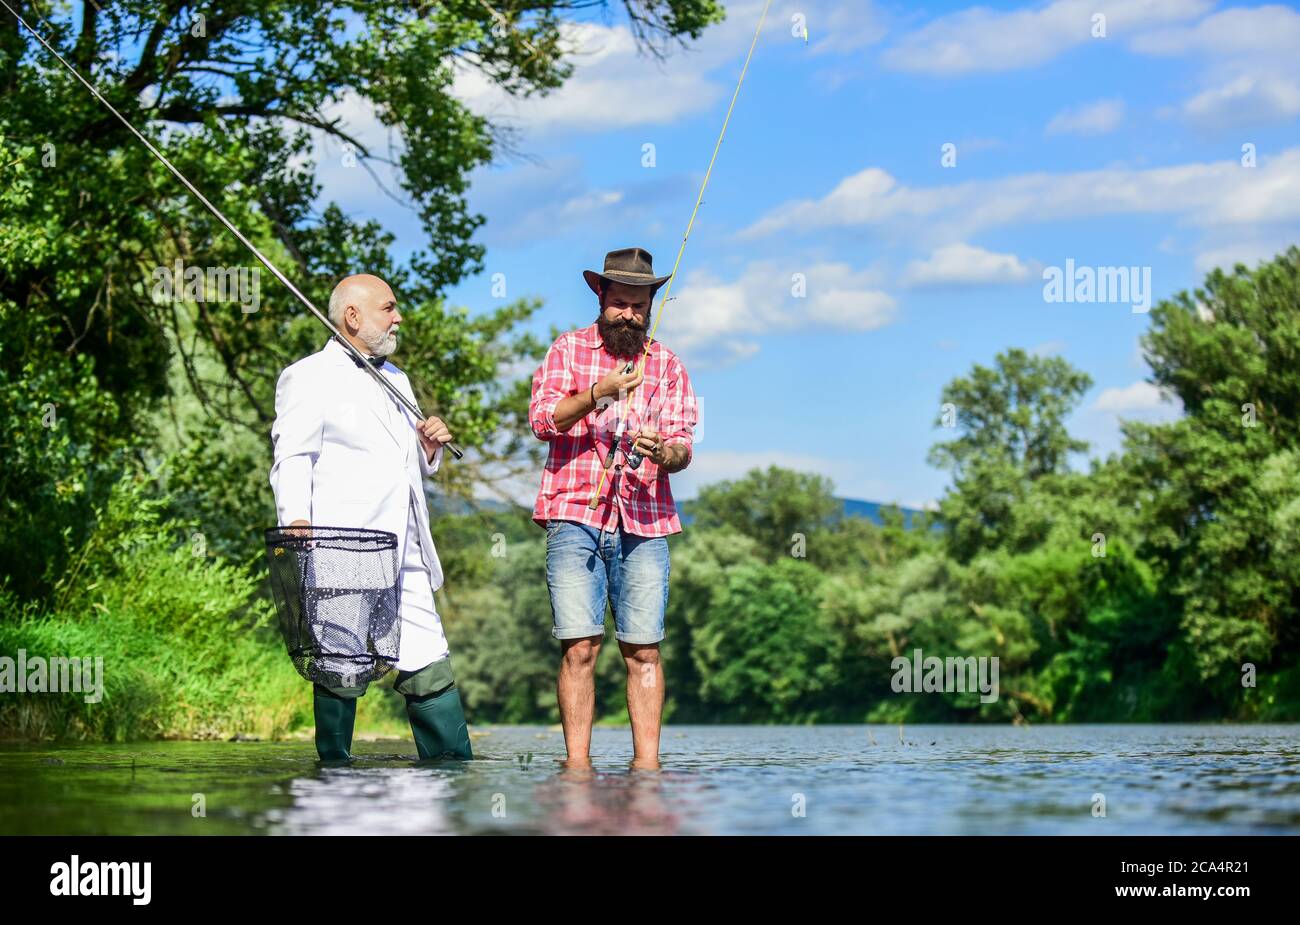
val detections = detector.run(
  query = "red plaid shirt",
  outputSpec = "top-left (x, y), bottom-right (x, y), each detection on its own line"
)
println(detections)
top-left (530, 323), bottom-right (698, 536)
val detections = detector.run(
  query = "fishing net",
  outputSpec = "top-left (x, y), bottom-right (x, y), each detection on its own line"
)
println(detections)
top-left (264, 526), bottom-right (401, 689)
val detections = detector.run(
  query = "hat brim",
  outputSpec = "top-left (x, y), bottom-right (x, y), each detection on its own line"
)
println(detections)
top-left (584, 269), bottom-right (671, 295)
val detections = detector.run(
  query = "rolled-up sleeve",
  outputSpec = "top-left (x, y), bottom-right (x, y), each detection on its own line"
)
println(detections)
top-left (657, 356), bottom-right (698, 465)
top-left (529, 337), bottom-right (576, 440)
top-left (269, 364), bottom-right (322, 525)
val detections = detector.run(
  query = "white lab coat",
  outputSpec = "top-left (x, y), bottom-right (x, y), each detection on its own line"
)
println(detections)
top-left (269, 337), bottom-right (449, 671)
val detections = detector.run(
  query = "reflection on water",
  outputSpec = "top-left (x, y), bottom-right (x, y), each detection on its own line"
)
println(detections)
top-left (1, 725), bottom-right (1298, 835)
top-left (534, 769), bottom-right (682, 836)
top-left (273, 768), bottom-right (459, 835)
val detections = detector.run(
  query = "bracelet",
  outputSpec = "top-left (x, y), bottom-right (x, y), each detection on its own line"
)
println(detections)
top-left (590, 383), bottom-right (599, 408)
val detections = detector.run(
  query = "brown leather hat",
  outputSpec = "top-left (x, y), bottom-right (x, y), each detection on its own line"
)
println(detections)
top-left (583, 247), bottom-right (671, 295)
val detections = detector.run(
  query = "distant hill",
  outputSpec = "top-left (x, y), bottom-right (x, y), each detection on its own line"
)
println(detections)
top-left (437, 494), bottom-right (939, 531)
top-left (428, 495), bottom-right (518, 516)
top-left (677, 497), bottom-right (936, 529)
top-left (838, 498), bottom-right (935, 530)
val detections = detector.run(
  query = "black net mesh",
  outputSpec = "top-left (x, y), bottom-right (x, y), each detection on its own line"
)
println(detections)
top-left (264, 526), bottom-right (401, 689)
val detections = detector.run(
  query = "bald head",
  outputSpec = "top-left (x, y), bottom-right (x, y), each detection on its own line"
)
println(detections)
top-left (329, 273), bottom-right (402, 357)
top-left (329, 274), bottom-right (394, 326)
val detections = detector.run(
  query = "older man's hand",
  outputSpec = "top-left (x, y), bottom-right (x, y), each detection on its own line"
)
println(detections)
top-left (418, 415), bottom-right (454, 460)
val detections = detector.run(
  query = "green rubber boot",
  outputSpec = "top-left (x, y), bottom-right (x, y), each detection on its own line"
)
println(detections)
top-left (405, 684), bottom-right (473, 760)
top-left (313, 684), bottom-right (357, 762)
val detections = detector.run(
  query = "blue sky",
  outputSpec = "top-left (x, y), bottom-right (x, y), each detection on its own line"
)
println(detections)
top-left (311, 0), bottom-right (1300, 508)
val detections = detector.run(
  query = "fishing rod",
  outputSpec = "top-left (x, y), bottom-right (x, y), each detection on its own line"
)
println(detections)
top-left (623, 371), bottom-right (668, 470)
top-left (587, 0), bottom-right (773, 508)
top-left (615, 346), bottom-right (679, 471)
top-left (1, 0), bottom-right (464, 460)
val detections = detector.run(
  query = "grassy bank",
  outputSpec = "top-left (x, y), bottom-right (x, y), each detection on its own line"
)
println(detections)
top-left (0, 480), bottom-right (310, 741)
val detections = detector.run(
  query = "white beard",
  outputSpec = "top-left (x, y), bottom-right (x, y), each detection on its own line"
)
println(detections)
top-left (358, 320), bottom-right (398, 357)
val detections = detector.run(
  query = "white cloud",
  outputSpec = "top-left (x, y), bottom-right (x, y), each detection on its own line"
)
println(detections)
top-left (452, 35), bottom-right (721, 135)
top-left (901, 243), bottom-right (1032, 287)
top-left (1092, 381), bottom-right (1179, 413)
top-left (559, 188), bottom-right (624, 216)
top-left (298, 4), bottom-right (774, 218)
top-left (803, 1), bottom-right (888, 56)
top-left (302, 0), bottom-right (811, 200)
top-left (450, 1), bottom-right (784, 138)
top-left (741, 146), bottom-right (1300, 243)
top-left (1131, 4), bottom-right (1300, 58)
top-left (1194, 239), bottom-right (1296, 276)
top-left (1133, 5), bottom-right (1300, 130)
top-left (1179, 75), bottom-right (1300, 129)
top-left (1046, 98), bottom-right (1126, 136)
top-left (460, 155), bottom-right (696, 247)
top-left (880, 0), bottom-right (1211, 75)
top-left (661, 260), bottom-right (897, 366)
top-left (291, 3), bottom-right (890, 246)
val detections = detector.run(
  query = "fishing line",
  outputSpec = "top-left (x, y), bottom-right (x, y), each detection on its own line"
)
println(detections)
top-left (588, 0), bottom-right (773, 508)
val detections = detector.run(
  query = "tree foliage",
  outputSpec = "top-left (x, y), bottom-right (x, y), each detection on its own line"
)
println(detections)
top-left (0, 0), bottom-right (723, 583)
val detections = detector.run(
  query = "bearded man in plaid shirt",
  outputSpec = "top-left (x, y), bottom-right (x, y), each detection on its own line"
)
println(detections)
top-left (529, 247), bottom-right (699, 770)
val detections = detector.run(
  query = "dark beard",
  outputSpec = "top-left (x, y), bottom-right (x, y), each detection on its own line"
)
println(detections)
top-left (596, 312), bottom-right (650, 358)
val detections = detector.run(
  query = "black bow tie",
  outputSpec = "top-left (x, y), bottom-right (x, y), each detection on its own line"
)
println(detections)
top-left (347, 351), bottom-right (387, 370)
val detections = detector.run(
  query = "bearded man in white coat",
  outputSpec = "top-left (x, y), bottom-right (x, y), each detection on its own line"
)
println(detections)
top-left (269, 273), bottom-right (472, 762)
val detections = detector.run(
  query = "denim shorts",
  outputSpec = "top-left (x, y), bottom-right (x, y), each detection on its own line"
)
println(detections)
top-left (545, 520), bottom-right (669, 644)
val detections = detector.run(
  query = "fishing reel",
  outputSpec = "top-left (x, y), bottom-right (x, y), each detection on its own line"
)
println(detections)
top-left (617, 360), bottom-right (651, 470)
top-left (625, 438), bottom-right (646, 470)
top-left (599, 360), bottom-right (654, 471)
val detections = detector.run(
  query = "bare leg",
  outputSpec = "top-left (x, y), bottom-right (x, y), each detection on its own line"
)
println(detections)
top-left (557, 635), bottom-right (602, 769)
top-left (620, 641), bottom-right (663, 770)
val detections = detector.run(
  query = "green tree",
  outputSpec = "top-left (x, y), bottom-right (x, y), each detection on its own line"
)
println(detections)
top-left (929, 348), bottom-right (1092, 560)
top-left (1117, 246), bottom-right (1300, 692)
top-left (687, 557), bottom-right (840, 721)
top-left (689, 465), bottom-right (840, 559)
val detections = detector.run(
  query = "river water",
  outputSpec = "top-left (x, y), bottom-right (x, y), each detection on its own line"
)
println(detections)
top-left (1, 724), bottom-right (1297, 835)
